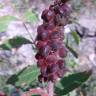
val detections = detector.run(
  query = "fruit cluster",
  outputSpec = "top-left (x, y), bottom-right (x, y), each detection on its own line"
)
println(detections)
top-left (35, 0), bottom-right (71, 82)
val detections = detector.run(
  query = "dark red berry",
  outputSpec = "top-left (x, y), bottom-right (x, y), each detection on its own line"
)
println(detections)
top-left (37, 59), bottom-right (44, 67)
top-left (39, 45), bottom-right (51, 57)
top-left (59, 4), bottom-right (71, 17)
top-left (49, 39), bottom-right (63, 51)
top-left (57, 60), bottom-right (65, 69)
top-left (41, 9), bottom-right (55, 22)
top-left (46, 55), bottom-right (57, 65)
top-left (61, 0), bottom-right (70, 3)
top-left (50, 31), bottom-right (60, 39)
top-left (36, 41), bottom-right (47, 49)
top-left (37, 25), bottom-right (45, 34)
top-left (44, 22), bottom-right (55, 31)
top-left (57, 69), bottom-right (65, 78)
top-left (35, 52), bottom-right (43, 59)
top-left (58, 47), bottom-right (67, 58)
top-left (37, 30), bottom-right (49, 40)
top-left (36, 0), bottom-right (71, 82)
top-left (47, 64), bottom-right (58, 74)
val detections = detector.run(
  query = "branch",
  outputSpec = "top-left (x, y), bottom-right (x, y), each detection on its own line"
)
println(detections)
top-left (4, 0), bottom-right (36, 45)
top-left (22, 22), bottom-right (36, 45)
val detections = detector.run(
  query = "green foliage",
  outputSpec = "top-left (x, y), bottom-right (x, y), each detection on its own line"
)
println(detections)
top-left (92, 0), bottom-right (96, 4)
top-left (64, 32), bottom-right (79, 58)
top-left (55, 70), bottom-right (92, 96)
top-left (0, 11), bottom-right (37, 31)
top-left (66, 43), bottom-right (78, 58)
top-left (0, 36), bottom-right (32, 50)
top-left (24, 10), bottom-right (38, 23)
top-left (6, 65), bottom-right (39, 87)
top-left (3, 86), bottom-right (10, 96)
top-left (71, 32), bottom-right (80, 45)
top-left (0, 16), bottom-right (16, 32)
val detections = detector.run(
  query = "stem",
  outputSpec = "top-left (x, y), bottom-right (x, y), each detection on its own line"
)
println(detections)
top-left (22, 22), bottom-right (37, 50)
top-left (47, 81), bottom-right (54, 96)
top-left (23, 23), bottom-right (36, 44)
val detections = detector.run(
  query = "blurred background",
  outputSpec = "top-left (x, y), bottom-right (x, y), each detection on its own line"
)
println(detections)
top-left (0, 0), bottom-right (96, 96)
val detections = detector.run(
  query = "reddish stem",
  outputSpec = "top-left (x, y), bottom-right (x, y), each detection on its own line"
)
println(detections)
top-left (47, 81), bottom-right (54, 96)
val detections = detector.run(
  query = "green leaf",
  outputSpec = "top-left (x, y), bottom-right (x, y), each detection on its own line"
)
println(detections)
top-left (3, 86), bottom-right (10, 95)
top-left (66, 44), bottom-right (78, 58)
top-left (24, 10), bottom-right (38, 23)
top-left (55, 70), bottom-right (92, 96)
top-left (6, 65), bottom-right (39, 87)
top-left (71, 32), bottom-right (80, 45)
top-left (0, 36), bottom-right (32, 50)
top-left (0, 15), bottom-right (16, 32)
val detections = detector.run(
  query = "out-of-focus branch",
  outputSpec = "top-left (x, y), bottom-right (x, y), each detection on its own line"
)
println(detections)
top-left (23, 23), bottom-right (36, 45)
top-left (4, 0), bottom-right (35, 44)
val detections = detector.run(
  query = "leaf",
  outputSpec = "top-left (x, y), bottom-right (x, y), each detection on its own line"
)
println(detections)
top-left (71, 32), bottom-right (80, 45)
top-left (24, 10), bottom-right (38, 23)
top-left (66, 44), bottom-right (78, 58)
top-left (0, 36), bottom-right (32, 50)
top-left (0, 16), bottom-right (16, 32)
top-left (64, 35), bottom-right (78, 58)
top-left (6, 65), bottom-right (39, 87)
top-left (55, 70), bottom-right (92, 96)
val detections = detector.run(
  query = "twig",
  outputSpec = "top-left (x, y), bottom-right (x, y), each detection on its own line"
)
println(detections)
top-left (5, 0), bottom-right (36, 45)
top-left (22, 22), bottom-right (36, 45)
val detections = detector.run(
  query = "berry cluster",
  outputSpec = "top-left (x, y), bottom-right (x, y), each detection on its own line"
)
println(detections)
top-left (35, 0), bottom-right (71, 82)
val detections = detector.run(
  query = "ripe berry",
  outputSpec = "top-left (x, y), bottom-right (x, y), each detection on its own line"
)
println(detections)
top-left (35, 52), bottom-right (43, 60)
top-left (37, 59), bottom-right (44, 67)
top-left (49, 40), bottom-right (61, 51)
top-left (36, 0), bottom-right (71, 82)
top-left (37, 30), bottom-right (49, 41)
top-left (57, 60), bottom-right (65, 69)
top-left (46, 55), bottom-right (57, 65)
top-left (61, 0), bottom-right (70, 3)
top-left (41, 9), bottom-right (55, 22)
top-left (36, 41), bottom-right (47, 49)
top-left (58, 47), bottom-right (67, 58)
top-left (37, 25), bottom-right (45, 34)
top-left (59, 4), bottom-right (71, 17)
top-left (39, 45), bottom-right (51, 57)
top-left (50, 31), bottom-right (60, 39)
